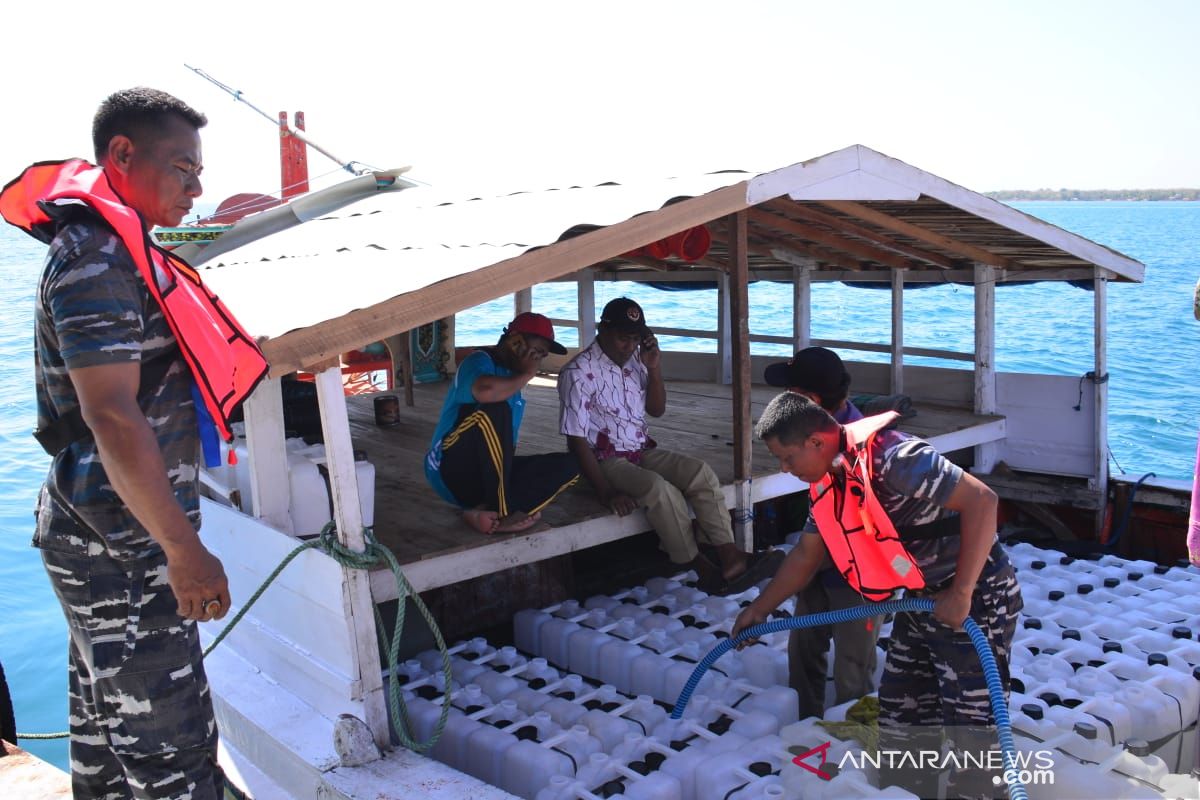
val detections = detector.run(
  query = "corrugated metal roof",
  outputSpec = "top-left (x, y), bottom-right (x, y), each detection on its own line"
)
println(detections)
top-left (201, 172), bottom-right (749, 339)
top-left (198, 145), bottom-right (1145, 376)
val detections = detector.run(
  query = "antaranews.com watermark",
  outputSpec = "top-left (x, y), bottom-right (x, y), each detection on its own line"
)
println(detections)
top-left (792, 741), bottom-right (1056, 786)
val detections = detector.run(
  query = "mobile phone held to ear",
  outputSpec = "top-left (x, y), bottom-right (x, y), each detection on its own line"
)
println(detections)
top-left (503, 331), bottom-right (528, 359)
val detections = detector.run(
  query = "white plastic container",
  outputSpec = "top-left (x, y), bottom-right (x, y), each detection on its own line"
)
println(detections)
top-left (566, 611), bottom-right (611, 677)
top-left (693, 740), bottom-right (782, 800)
top-left (405, 696), bottom-right (482, 772)
top-left (462, 723), bottom-right (519, 787)
top-left (471, 668), bottom-right (521, 702)
top-left (622, 695), bottom-right (668, 738)
top-left (629, 649), bottom-right (672, 702)
top-left (539, 616), bottom-right (582, 669)
top-left (597, 624), bottom-right (644, 693)
top-left (739, 643), bottom-right (787, 689)
top-left (538, 695), bottom-right (588, 729)
top-left (534, 775), bottom-right (582, 800)
top-left (574, 751), bottom-right (618, 791)
top-left (514, 609), bottom-right (553, 655)
top-left (739, 686), bottom-right (800, 730)
top-left (621, 771), bottom-right (686, 800)
top-left (584, 594), bottom-right (623, 613)
top-left (499, 739), bottom-right (575, 800)
top-left (578, 707), bottom-right (640, 751)
top-left (547, 724), bottom-right (602, 773)
top-left (288, 443), bottom-right (376, 535)
top-left (659, 732), bottom-right (748, 800)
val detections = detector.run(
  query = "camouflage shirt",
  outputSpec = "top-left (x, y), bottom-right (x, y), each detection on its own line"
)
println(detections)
top-left (807, 428), bottom-right (1001, 587)
top-left (33, 215), bottom-right (199, 561)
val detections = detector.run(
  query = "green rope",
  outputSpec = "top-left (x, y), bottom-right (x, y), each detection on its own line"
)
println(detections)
top-left (19, 524), bottom-right (454, 754)
top-left (12, 732), bottom-right (68, 740)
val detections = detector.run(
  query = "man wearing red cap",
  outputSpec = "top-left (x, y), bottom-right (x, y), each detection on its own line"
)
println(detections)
top-left (425, 313), bottom-right (579, 534)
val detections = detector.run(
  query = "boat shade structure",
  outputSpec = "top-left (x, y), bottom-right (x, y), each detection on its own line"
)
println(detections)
top-left (197, 144), bottom-right (1144, 378)
top-left (189, 144), bottom-right (1155, 772)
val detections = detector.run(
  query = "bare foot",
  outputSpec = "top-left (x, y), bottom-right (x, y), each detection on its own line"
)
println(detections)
top-left (462, 508), bottom-right (500, 534)
top-left (494, 511), bottom-right (541, 533)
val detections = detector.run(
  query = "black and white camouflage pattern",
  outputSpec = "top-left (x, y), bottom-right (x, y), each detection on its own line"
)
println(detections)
top-left (43, 546), bottom-right (221, 799)
top-left (877, 557), bottom-right (1023, 799)
top-left (34, 216), bottom-right (199, 562)
top-left (32, 214), bottom-right (219, 797)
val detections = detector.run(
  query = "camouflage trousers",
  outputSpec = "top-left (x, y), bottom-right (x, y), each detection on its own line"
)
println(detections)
top-left (877, 553), bottom-right (1023, 800)
top-left (41, 547), bottom-right (222, 800)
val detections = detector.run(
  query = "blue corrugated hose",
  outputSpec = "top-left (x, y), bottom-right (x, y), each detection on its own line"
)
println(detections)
top-left (670, 597), bottom-right (1029, 800)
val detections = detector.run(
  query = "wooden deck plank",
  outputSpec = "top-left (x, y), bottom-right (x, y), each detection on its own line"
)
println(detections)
top-left (334, 375), bottom-right (1003, 596)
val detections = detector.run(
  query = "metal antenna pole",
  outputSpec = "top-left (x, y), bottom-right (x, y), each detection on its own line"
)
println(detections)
top-left (184, 64), bottom-right (365, 175)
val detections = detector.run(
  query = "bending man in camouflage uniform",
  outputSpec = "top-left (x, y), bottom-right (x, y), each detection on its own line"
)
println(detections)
top-left (27, 89), bottom-right (227, 798)
top-left (734, 393), bottom-right (1023, 799)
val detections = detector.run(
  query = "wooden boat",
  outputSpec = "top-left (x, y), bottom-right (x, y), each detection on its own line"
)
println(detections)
top-left (169, 144), bottom-right (1194, 798)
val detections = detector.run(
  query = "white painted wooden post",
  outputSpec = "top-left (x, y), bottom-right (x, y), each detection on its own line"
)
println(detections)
top-left (728, 213), bottom-right (754, 551)
top-left (1093, 267), bottom-right (1110, 532)
top-left (242, 377), bottom-right (294, 535)
top-left (717, 271), bottom-right (732, 384)
top-left (973, 264), bottom-right (998, 473)
top-left (891, 268), bottom-right (905, 394)
top-left (514, 288), bottom-right (532, 316)
top-left (313, 364), bottom-right (389, 752)
top-left (577, 270), bottom-right (596, 346)
top-left (793, 265), bottom-right (811, 353)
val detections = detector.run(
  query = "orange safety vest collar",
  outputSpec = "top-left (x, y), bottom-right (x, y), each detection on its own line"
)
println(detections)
top-left (1, 159), bottom-right (268, 442)
top-left (809, 411), bottom-right (926, 601)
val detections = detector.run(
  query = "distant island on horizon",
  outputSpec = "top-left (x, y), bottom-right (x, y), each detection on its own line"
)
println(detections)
top-left (986, 188), bottom-right (1198, 201)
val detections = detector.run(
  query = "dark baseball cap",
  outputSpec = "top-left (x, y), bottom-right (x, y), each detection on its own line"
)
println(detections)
top-left (599, 297), bottom-right (649, 334)
top-left (764, 347), bottom-right (850, 396)
top-left (507, 312), bottom-right (567, 354)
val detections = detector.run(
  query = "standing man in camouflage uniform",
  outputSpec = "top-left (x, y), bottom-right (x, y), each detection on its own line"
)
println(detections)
top-left (23, 89), bottom-right (227, 798)
top-left (735, 393), bottom-right (1023, 799)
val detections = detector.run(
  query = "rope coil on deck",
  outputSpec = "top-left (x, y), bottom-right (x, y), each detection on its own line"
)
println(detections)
top-left (670, 598), bottom-right (1030, 800)
top-left (18, 524), bottom-right (455, 754)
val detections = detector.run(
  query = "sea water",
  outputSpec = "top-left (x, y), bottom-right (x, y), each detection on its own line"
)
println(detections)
top-left (1, 202), bottom-right (1199, 770)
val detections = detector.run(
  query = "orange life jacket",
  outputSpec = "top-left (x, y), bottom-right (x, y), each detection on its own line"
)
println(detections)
top-left (1, 159), bottom-right (268, 442)
top-left (809, 411), bottom-right (926, 601)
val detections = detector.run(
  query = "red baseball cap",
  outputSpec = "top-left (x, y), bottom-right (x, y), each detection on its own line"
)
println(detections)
top-left (507, 312), bottom-right (567, 354)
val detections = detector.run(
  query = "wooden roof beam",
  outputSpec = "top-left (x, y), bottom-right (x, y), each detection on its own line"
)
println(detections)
top-left (616, 254), bottom-right (673, 271)
top-left (746, 208), bottom-right (916, 271)
top-left (765, 198), bottom-right (958, 270)
top-left (727, 228), bottom-right (867, 272)
top-left (261, 181), bottom-right (752, 376)
top-left (818, 200), bottom-right (1017, 271)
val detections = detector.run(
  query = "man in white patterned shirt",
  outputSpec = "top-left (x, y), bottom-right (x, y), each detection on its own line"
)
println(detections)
top-left (558, 297), bottom-right (780, 594)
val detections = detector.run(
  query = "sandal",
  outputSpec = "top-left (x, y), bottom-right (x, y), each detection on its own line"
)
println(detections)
top-left (722, 549), bottom-right (786, 595)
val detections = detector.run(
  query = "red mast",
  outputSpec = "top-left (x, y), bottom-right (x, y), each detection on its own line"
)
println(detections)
top-left (279, 111), bottom-right (310, 199)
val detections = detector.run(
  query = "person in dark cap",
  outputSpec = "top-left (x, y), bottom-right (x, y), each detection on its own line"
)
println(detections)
top-left (764, 347), bottom-right (882, 719)
top-left (426, 312), bottom-right (579, 534)
top-left (558, 297), bottom-right (782, 594)
top-left (764, 346), bottom-right (860, 425)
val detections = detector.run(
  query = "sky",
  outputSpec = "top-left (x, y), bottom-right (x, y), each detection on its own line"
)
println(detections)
top-left (1, 0), bottom-right (1197, 207)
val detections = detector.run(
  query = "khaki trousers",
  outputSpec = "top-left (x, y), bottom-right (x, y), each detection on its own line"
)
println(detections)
top-left (598, 448), bottom-right (733, 563)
